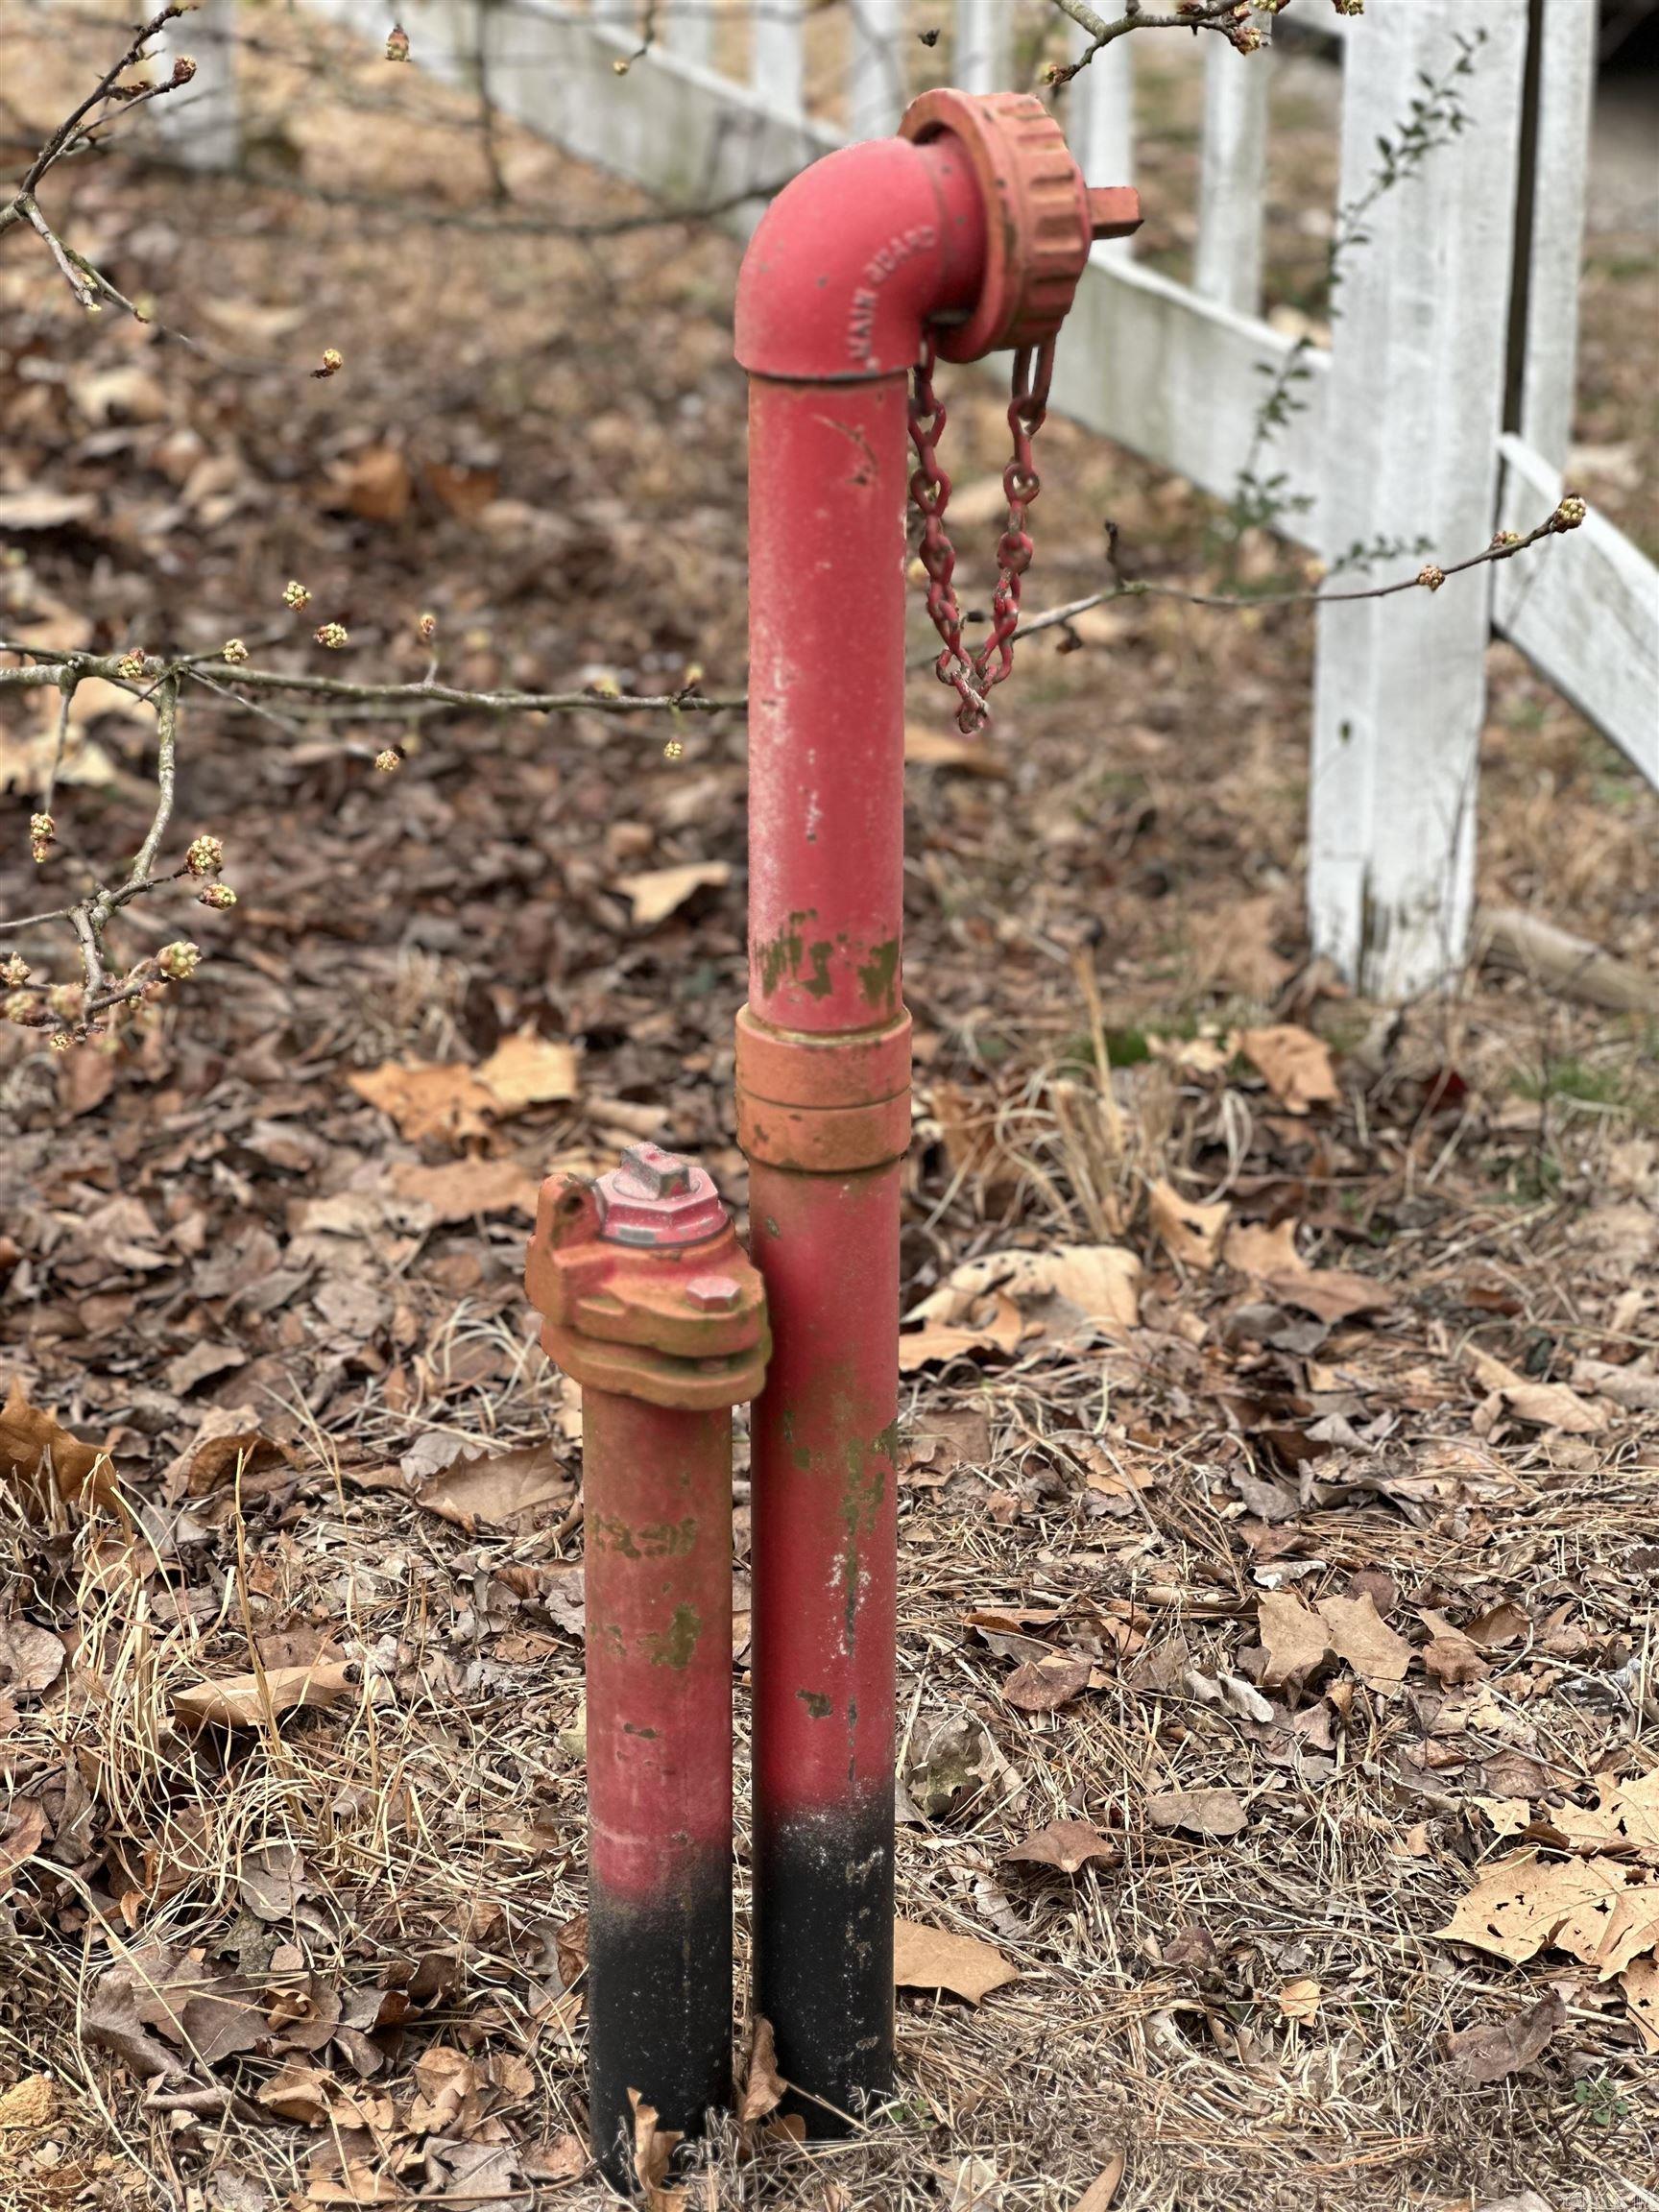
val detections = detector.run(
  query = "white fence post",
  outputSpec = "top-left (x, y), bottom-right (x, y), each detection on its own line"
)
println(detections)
top-left (1193, 33), bottom-right (1269, 315)
top-left (1307, 0), bottom-right (1529, 999)
top-left (156, 0), bottom-right (241, 170)
top-left (661, 0), bottom-right (714, 73)
top-left (752, 0), bottom-right (805, 119)
top-left (955, 0), bottom-right (1011, 94)
top-left (849, 0), bottom-right (904, 139)
top-left (1508, 0), bottom-right (1597, 466)
top-left (1068, 22), bottom-right (1134, 263)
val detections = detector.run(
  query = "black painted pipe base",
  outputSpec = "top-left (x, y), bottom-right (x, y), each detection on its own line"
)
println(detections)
top-left (589, 1867), bottom-right (733, 2190)
top-left (753, 1795), bottom-right (894, 2133)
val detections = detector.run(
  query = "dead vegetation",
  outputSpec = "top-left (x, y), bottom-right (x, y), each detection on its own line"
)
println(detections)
top-left (2, 7), bottom-right (1657, 2211)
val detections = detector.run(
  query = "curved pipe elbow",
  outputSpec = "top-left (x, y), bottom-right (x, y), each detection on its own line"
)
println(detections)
top-left (735, 133), bottom-right (987, 384)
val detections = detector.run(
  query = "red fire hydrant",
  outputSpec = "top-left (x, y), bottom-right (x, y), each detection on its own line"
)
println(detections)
top-left (528, 86), bottom-right (1134, 2185)
top-left (735, 90), bottom-right (1136, 2132)
top-left (525, 1143), bottom-right (768, 2183)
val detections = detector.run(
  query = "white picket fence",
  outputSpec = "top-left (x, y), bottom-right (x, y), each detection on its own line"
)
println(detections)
top-left (151, 0), bottom-right (1658, 998)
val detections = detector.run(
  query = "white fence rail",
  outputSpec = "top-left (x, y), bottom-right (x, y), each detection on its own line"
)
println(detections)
top-left (151, 0), bottom-right (1657, 998)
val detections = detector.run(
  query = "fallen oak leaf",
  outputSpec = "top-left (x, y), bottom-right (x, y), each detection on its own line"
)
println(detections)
top-left (893, 1917), bottom-right (1019, 2005)
top-left (1146, 1787), bottom-right (1247, 1839)
top-left (1277, 1978), bottom-right (1322, 2021)
top-left (172, 1661), bottom-right (357, 1732)
top-left (904, 723), bottom-right (1009, 777)
top-left (1002, 1820), bottom-right (1119, 1875)
top-left (477, 1029), bottom-right (579, 1113)
top-left (408, 1440), bottom-right (571, 1532)
top-left (1238, 1024), bottom-right (1339, 1114)
top-left (629, 2089), bottom-right (685, 2210)
top-left (1257, 1589), bottom-right (1334, 1689)
top-left (1442, 1989), bottom-right (1565, 2083)
top-left (0, 1620), bottom-right (66, 1694)
top-left (347, 1058), bottom-right (493, 1145)
top-left (738, 2016), bottom-right (784, 2124)
top-left (1315, 1592), bottom-right (1410, 1688)
top-left (1002, 1652), bottom-right (1093, 1714)
top-left (388, 1158), bottom-right (539, 1222)
top-left (616, 861), bottom-right (731, 929)
top-left (1622, 1954), bottom-right (1659, 2054)
top-left (1147, 1179), bottom-right (1229, 1271)
top-left (1466, 1347), bottom-right (1608, 1435)
top-left (1, 1375), bottom-right (120, 1515)
top-left (1433, 1851), bottom-right (1628, 1965)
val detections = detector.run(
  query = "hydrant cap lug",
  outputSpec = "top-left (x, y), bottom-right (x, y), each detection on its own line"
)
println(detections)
top-left (596, 1143), bottom-right (730, 1250)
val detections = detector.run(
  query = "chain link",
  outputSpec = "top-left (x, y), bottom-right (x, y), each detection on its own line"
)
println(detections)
top-left (907, 333), bottom-right (1054, 734)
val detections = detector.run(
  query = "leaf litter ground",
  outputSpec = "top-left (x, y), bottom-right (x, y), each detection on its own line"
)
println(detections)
top-left (2, 9), bottom-right (1657, 2211)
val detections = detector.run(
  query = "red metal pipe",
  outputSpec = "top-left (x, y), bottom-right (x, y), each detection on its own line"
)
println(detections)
top-left (582, 1384), bottom-right (733, 2174)
top-left (524, 1145), bottom-right (768, 2184)
top-left (736, 132), bottom-right (986, 2129)
top-left (736, 95), bottom-right (1133, 2130)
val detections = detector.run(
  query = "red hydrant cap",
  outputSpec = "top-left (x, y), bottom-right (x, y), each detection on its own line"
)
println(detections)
top-left (597, 1142), bottom-right (730, 1248)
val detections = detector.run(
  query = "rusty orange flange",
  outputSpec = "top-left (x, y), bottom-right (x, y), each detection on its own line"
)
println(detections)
top-left (899, 88), bottom-right (1142, 362)
top-left (525, 1144), bottom-right (769, 1412)
top-left (734, 1005), bottom-right (911, 1175)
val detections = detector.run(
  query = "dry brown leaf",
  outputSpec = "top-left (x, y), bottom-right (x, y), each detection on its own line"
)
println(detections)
top-left (1071, 2154), bottom-right (1125, 2212)
top-left (1546, 1768), bottom-right (1659, 1861)
top-left (1003, 1820), bottom-right (1118, 1875)
top-left (1, 1376), bottom-right (120, 1515)
top-left (1434, 1851), bottom-right (1632, 1965)
top-left (1258, 1590), bottom-right (1334, 1689)
top-left (616, 862), bottom-right (731, 929)
top-left (524, 2134), bottom-right (587, 2182)
top-left (738, 2016), bottom-right (784, 2124)
top-left (1146, 1788), bottom-right (1247, 1839)
top-left (629, 2089), bottom-right (685, 2210)
top-left (1420, 1611), bottom-right (1489, 1686)
top-left (414, 1442), bottom-right (571, 1532)
top-left (1443, 1989), bottom-right (1565, 2083)
top-left (1622, 1954), bottom-right (1659, 2054)
top-left (1277, 1978), bottom-right (1322, 2021)
top-left (893, 1917), bottom-right (1019, 2005)
top-left (172, 1661), bottom-right (356, 1732)
top-left (1, 1800), bottom-right (47, 1892)
top-left (0, 1620), bottom-right (66, 1694)
top-left (1466, 1347), bottom-right (1609, 1434)
top-left (0, 2075), bottom-right (55, 2132)
top-left (1002, 1653), bottom-right (1092, 1714)
top-left (1316, 1592), bottom-right (1410, 1688)
top-left (904, 724), bottom-right (1008, 776)
top-left (327, 444), bottom-right (414, 522)
top-left (348, 1059), bottom-right (493, 1145)
top-left (1238, 1024), bottom-right (1339, 1114)
top-left (477, 1029), bottom-right (579, 1112)
top-left (1147, 1180), bottom-right (1229, 1270)
top-left (1224, 1218), bottom-right (1304, 1278)
top-left (899, 1290), bottom-right (1027, 1373)
top-left (389, 1158), bottom-right (540, 1222)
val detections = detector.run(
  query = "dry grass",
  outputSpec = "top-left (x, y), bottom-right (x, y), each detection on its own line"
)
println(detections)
top-left (2, 8), bottom-right (1656, 2212)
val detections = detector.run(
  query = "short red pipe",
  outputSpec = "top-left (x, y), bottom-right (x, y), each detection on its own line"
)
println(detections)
top-left (582, 1387), bottom-right (733, 2181)
top-left (736, 131), bottom-right (987, 2131)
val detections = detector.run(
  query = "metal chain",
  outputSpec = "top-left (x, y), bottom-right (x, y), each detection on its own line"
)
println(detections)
top-left (907, 333), bottom-right (1055, 734)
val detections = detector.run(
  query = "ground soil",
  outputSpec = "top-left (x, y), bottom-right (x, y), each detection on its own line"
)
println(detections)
top-left (2, 9), bottom-right (1656, 2212)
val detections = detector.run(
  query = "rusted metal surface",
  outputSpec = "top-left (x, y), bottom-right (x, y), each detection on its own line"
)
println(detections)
top-left (748, 1157), bottom-right (902, 2124)
top-left (524, 1145), bottom-right (765, 2181)
top-left (525, 1143), bottom-right (769, 1411)
top-left (582, 1384), bottom-right (733, 2184)
top-left (734, 1004), bottom-right (912, 1174)
top-left (736, 88), bottom-right (1124, 2136)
